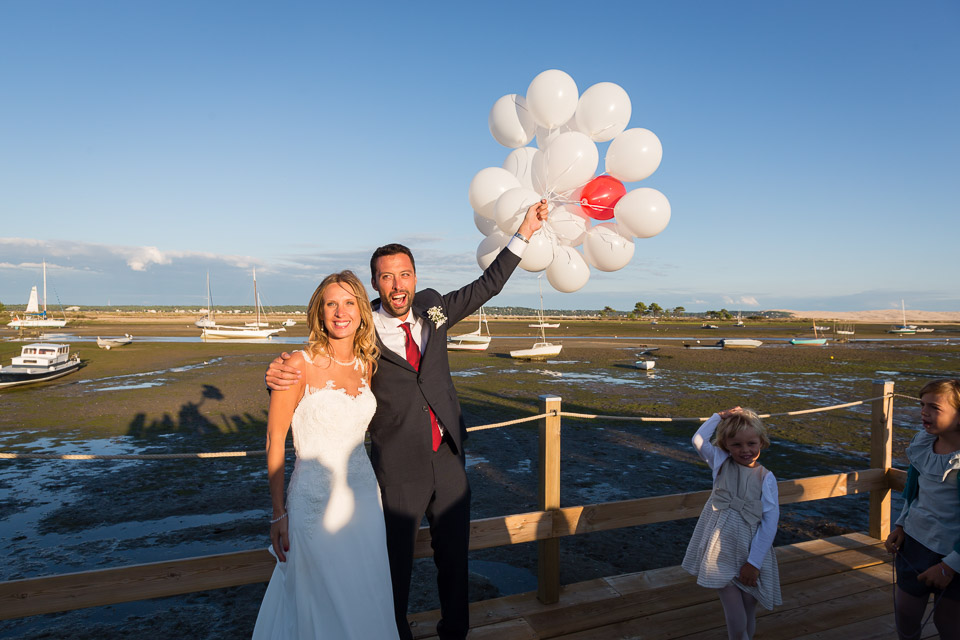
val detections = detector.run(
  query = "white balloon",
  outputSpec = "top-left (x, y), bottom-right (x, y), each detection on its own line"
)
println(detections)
top-left (519, 231), bottom-right (557, 272)
top-left (534, 113), bottom-right (580, 150)
top-left (476, 230), bottom-right (510, 270)
top-left (614, 188), bottom-right (671, 238)
top-left (474, 210), bottom-right (499, 236)
top-left (546, 245), bottom-right (591, 293)
top-left (575, 82), bottom-right (632, 143)
top-left (502, 146), bottom-right (540, 192)
top-left (468, 167), bottom-right (521, 220)
top-left (532, 131), bottom-right (598, 195)
top-left (605, 128), bottom-right (663, 182)
top-left (488, 94), bottom-right (536, 148)
top-left (545, 204), bottom-right (589, 246)
top-left (494, 187), bottom-right (542, 234)
top-left (583, 223), bottom-right (635, 272)
top-left (526, 69), bottom-right (579, 129)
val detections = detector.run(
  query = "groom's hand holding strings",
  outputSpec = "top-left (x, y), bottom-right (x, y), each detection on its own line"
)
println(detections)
top-left (266, 352), bottom-right (300, 391)
top-left (514, 199), bottom-right (549, 241)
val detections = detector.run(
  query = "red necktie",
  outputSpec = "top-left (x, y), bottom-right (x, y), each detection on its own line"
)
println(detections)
top-left (400, 322), bottom-right (442, 452)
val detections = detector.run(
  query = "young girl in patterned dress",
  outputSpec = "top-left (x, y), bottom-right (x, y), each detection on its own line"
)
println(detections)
top-left (682, 407), bottom-right (781, 640)
top-left (884, 379), bottom-right (960, 640)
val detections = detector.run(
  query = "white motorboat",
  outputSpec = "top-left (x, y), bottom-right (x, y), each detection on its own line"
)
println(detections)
top-left (282, 319), bottom-right (297, 327)
top-left (528, 322), bottom-right (560, 329)
top-left (201, 268), bottom-right (285, 339)
top-left (720, 338), bottom-right (763, 349)
top-left (97, 334), bottom-right (133, 350)
top-left (635, 360), bottom-right (656, 370)
top-left (448, 307), bottom-right (492, 351)
top-left (0, 343), bottom-right (81, 389)
top-left (511, 277), bottom-right (561, 360)
top-left (6, 261), bottom-right (68, 329)
top-left (701, 323), bottom-right (719, 329)
top-left (915, 327), bottom-right (935, 333)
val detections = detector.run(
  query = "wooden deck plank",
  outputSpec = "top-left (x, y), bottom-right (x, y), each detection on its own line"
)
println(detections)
top-left (523, 540), bottom-right (890, 638)
top-left (408, 533), bottom-right (896, 640)
top-left (408, 579), bottom-right (618, 639)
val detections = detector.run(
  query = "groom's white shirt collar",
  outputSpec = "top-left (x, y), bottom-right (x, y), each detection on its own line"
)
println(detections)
top-left (374, 305), bottom-right (424, 358)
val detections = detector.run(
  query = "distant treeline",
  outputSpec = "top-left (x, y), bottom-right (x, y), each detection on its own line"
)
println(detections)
top-left (0, 302), bottom-right (793, 320)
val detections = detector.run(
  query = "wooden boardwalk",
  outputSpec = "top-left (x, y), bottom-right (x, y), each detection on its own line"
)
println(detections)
top-left (409, 533), bottom-right (936, 640)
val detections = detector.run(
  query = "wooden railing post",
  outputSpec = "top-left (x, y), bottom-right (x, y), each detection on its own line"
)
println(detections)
top-left (869, 380), bottom-right (894, 540)
top-left (537, 395), bottom-right (562, 604)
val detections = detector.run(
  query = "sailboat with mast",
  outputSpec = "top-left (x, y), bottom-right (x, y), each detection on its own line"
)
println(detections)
top-left (194, 271), bottom-right (217, 328)
top-left (6, 261), bottom-right (68, 329)
top-left (887, 300), bottom-right (917, 335)
top-left (790, 319), bottom-right (827, 345)
top-left (447, 307), bottom-right (493, 351)
top-left (510, 276), bottom-right (562, 359)
top-left (201, 269), bottom-right (285, 339)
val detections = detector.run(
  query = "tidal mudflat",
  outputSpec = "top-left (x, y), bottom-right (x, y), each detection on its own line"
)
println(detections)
top-left (1, 320), bottom-right (958, 638)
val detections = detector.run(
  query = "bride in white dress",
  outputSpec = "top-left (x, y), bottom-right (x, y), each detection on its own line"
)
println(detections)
top-left (253, 271), bottom-right (399, 639)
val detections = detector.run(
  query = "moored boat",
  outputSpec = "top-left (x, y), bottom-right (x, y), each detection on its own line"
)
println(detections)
top-left (511, 277), bottom-right (561, 360)
top-left (6, 261), bottom-right (68, 329)
top-left (448, 307), bottom-right (492, 352)
top-left (201, 268), bottom-right (285, 339)
top-left (720, 338), bottom-right (763, 349)
top-left (97, 334), bottom-right (133, 350)
top-left (0, 343), bottom-right (82, 389)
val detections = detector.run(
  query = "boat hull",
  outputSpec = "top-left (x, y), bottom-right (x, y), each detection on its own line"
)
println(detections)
top-left (790, 338), bottom-right (827, 345)
top-left (720, 339), bottom-right (763, 349)
top-left (201, 326), bottom-right (283, 339)
top-left (0, 358), bottom-right (81, 389)
top-left (446, 341), bottom-right (490, 351)
top-left (510, 343), bottom-right (562, 359)
top-left (97, 335), bottom-right (133, 349)
top-left (7, 318), bottom-right (68, 328)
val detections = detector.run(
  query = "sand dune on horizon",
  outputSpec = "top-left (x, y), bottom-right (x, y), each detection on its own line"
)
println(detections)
top-left (773, 309), bottom-right (960, 323)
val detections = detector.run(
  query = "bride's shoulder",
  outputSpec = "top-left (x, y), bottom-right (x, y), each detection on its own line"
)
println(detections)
top-left (287, 350), bottom-right (309, 367)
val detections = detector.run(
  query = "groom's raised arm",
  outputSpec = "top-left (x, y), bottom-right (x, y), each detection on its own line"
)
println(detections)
top-left (442, 200), bottom-right (548, 325)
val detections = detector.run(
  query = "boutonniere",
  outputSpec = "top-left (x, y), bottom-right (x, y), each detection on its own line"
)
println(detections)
top-left (426, 306), bottom-right (447, 329)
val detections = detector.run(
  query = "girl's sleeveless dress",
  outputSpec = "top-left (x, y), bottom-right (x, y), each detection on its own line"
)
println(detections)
top-left (681, 458), bottom-right (782, 610)
top-left (252, 356), bottom-right (399, 639)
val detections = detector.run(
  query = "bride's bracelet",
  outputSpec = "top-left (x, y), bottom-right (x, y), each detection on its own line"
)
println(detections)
top-left (270, 512), bottom-right (288, 524)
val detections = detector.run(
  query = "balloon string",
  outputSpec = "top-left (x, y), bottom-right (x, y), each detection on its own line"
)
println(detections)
top-left (552, 197), bottom-right (615, 211)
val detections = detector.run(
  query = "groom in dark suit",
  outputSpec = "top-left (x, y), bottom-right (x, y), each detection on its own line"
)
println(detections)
top-left (266, 200), bottom-right (548, 640)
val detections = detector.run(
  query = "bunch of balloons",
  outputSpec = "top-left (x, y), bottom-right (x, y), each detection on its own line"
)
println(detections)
top-left (469, 69), bottom-right (671, 293)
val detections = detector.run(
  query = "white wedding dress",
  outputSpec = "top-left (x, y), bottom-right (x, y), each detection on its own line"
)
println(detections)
top-left (253, 369), bottom-right (399, 639)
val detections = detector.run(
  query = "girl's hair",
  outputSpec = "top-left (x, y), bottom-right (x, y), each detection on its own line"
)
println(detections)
top-left (918, 378), bottom-right (960, 410)
top-left (712, 409), bottom-right (770, 451)
top-left (306, 271), bottom-right (379, 374)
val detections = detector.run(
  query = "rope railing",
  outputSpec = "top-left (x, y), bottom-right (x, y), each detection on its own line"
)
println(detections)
top-left (0, 392), bottom-right (893, 461)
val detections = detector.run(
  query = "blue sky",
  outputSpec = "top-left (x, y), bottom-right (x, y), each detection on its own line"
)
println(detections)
top-left (1, 1), bottom-right (957, 312)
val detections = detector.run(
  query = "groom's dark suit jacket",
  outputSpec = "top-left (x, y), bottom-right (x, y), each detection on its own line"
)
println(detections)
top-left (368, 248), bottom-right (521, 486)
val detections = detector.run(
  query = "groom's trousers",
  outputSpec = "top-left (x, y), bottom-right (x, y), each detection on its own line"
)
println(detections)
top-left (380, 436), bottom-right (471, 640)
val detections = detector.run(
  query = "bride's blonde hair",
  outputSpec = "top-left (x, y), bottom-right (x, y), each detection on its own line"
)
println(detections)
top-left (306, 271), bottom-right (379, 374)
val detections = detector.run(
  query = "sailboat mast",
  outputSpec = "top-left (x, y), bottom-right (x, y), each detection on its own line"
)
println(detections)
top-left (42, 260), bottom-right (48, 314)
top-left (207, 271), bottom-right (213, 323)
top-left (254, 268), bottom-right (260, 326)
top-left (538, 276), bottom-right (547, 342)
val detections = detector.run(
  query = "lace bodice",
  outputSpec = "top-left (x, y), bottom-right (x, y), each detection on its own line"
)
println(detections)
top-left (285, 376), bottom-right (378, 533)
